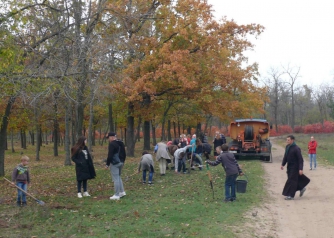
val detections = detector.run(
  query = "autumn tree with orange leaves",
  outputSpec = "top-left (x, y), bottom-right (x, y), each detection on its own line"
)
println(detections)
top-left (111, 0), bottom-right (267, 155)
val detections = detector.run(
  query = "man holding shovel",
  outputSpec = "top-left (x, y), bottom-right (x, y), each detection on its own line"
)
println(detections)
top-left (206, 145), bottom-right (243, 202)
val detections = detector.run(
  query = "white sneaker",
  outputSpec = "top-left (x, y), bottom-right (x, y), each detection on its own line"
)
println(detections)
top-left (110, 195), bottom-right (120, 200)
top-left (119, 192), bottom-right (126, 198)
top-left (83, 192), bottom-right (91, 197)
top-left (77, 192), bottom-right (83, 198)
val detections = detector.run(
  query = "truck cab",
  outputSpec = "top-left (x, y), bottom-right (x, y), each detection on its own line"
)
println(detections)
top-left (228, 119), bottom-right (272, 162)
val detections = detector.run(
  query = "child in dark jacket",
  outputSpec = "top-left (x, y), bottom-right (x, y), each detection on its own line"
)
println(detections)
top-left (206, 145), bottom-right (243, 202)
top-left (11, 155), bottom-right (30, 206)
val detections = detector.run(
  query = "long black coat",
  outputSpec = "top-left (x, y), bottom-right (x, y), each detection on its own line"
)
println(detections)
top-left (281, 143), bottom-right (310, 197)
top-left (72, 146), bottom-right (96, 181)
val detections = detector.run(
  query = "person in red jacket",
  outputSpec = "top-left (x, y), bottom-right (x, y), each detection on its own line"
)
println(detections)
top-left (308, 136), bottom-right (317, 170)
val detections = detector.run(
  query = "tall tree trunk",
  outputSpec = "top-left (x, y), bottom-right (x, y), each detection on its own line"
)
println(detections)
top-left (151, 119), bottom-right (157, 145)
top-left (53, 120), bottom-right (59, 156)
top-left (108, 103), bottom-right (114, 132)
top-left (92, 125), bottom-right (96, 146)
top-left (126, 103), bottom-right (135, 157)
top-left (35, 125), bottom-right (41, 161)
top-left (11, 128), bottom-right (15, 153)
top-left (177, 121), bottom-right (181, 137)
top-left (88, 98), bottom-right (94, 153)
top-left (167, 120), bottom-right (172, 141)
top-left (187, 126), bottom-right (191, 135)
top-left (29, 131), bottom-right (35, 146)
top-left (173, 121), bottom-right (176, 139)
top-left (20, 129), bottom-right (24, 148)
top-left (0, 97), bottom-right (16, 176)
top-left (136, 117), bottom-right (142, 142)
top-left (196, 122), bottom-right (201, 137)
top-left (143, 120), bottom-right (150, 150)
top-left (124, 128), bottom-right (127, 146)
top-left (53, 90), bottom-right (59, 156)
top-left (45, 130), bottom-right (48, 145)
top-left (64, 101), bottom-right (72, 165)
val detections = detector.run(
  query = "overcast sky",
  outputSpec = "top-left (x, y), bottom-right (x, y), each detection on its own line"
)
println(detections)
top-left (207, 0), bottom-right (334, 86)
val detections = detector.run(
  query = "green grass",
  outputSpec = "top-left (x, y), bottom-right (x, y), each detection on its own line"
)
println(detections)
top-left (0, 139), bottom-right (267, 237)
top-left (274, 133), bottom-right (334, 167)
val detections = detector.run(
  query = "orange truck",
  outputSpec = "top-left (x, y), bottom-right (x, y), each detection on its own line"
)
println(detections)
top-left (228, 119), bottom-right (272, 162)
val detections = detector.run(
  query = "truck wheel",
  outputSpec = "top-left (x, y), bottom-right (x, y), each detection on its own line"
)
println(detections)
top-left (263, 153), bottom-right (272, 163)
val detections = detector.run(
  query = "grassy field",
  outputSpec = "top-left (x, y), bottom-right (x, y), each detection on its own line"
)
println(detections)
top-left (274, 133), bottom-right (334, 167)
top-left (1, 138), bottom-right (268, 238)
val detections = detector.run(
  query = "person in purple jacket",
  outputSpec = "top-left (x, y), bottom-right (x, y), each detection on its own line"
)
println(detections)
top-left (206, 145), bottom-right (243, 202)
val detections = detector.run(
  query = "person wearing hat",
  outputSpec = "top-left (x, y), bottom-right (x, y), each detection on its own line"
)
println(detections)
top-left (105, 132), bottom-right (126, 200)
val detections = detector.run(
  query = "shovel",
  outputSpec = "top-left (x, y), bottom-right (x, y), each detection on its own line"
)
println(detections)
top-left (4, 177), bottom-right (45, 206)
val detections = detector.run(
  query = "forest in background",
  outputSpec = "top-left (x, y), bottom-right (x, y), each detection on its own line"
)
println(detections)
top-left (1, 0), bottom-right (333, 177)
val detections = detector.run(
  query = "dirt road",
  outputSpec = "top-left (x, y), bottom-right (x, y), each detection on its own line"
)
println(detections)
top-left (252, 137), bottom-right (334, 238)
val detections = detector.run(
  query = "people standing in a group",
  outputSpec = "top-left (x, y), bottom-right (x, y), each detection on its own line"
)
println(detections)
top-left (281, 135), bottom-right (310, 200)
top-left (105, 132), bottom-right (126, 200)
top-left (154, 142), bottom-right (171, 176)
top-left (71, 137), bottom-right (96, 198)
top-left (11, 155), bottom-right (30, 206)
top-left (308, 136), bottom-right (317, 170)
top-left (138, 151), bottom-right (154, 185)
top-left (207, 145), bottom-right (243, 202)
top-left (213, 131), bottom-right (224, 156)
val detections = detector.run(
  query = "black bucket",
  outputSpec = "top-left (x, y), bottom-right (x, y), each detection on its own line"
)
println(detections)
top-left (236, 174), bottom-right (248, 193)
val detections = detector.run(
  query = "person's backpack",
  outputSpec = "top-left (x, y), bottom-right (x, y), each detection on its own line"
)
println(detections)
top-left (116, 140), bottom-right (126, 163)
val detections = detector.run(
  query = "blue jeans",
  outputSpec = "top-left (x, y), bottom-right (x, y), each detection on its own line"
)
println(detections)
top-left (309, 154), bottom-right (317, 169)
top-left (225, 174), bottom-right (238, 200)
top-left (178, 159), bottom-right (186, 173)
top-left (191, 153), bottom-right (203, 170)
top-left (143, 165), bottom-right (154, 182)
top-left (16, 182), bottom-right (27, 203)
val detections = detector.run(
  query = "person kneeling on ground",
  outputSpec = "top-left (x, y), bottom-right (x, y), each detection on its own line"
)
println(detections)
top-left (138, 151), bottom-right (154, 185)
top-left (206, 145), bottom-right (243, 202)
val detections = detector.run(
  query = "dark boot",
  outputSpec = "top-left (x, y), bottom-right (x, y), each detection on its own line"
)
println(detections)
top-left (16, 201), bottom-right (21, 207)
top-left (22, 202), bottom-right (27, 206)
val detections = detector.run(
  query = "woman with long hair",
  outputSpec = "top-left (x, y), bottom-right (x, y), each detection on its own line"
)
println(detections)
top-left (71, 136), bottom-right (96, 198)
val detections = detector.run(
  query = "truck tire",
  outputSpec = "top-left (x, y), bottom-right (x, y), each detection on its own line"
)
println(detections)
top-left (263, 152), bottom-right (272, 163)
top-left (244, 125), bottom-right (254, 141)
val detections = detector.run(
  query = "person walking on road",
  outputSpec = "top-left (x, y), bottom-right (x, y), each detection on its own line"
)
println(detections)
top-left (281, 135), bottom-right (310, 200)
top-left (308, 136), bottom-right (318, 170)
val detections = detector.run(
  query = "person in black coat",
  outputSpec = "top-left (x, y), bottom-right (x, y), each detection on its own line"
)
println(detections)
top-left (105, 132), bottom-right (126, 200)
top-left (213, 132), bottom-right (224, 156)
top-left (71, 136), bottom-right (96, 198)
top-left (281, 135), bottom-right (310, 200)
